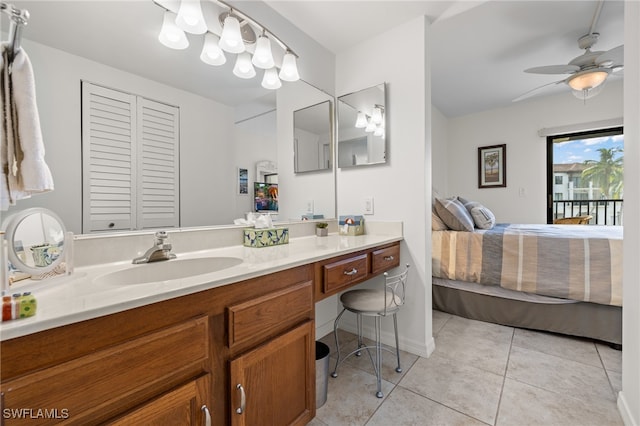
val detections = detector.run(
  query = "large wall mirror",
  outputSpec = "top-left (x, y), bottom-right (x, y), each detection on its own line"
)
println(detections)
top-left (6, 0), bottom-right (336, 234)
top-left (337, 83), bottom-right (387, 168)
top-left (294, 100), bottom-right (333, 173)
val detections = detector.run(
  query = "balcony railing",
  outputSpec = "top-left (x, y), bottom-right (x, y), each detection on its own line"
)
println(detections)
top-left (552, 199), bottom-right (623, 225)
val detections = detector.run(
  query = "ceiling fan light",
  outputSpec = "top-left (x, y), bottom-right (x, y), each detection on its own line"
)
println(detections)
top-left (572, 83), bottom-right (605, 101)
top-left (279, 51), bottom-right (300, 82)
top-left (176, 0), bottom-right (207, 35)
top-left (262, 68), bottom-right (282, 90)
top-left (219, 14), bottom-right (245, 54)
top-left (567, 70), bottom-right (609, 91)
top-left (252, 35), bottom-right (275, 69)
top-left (159, 10), bottom-right (189, 50)
top-left (200, 33), bottom-right (226, 66)
top-left (233, 52), bottom-right (256, 79)
top-left (355, 112), bottom-right (367, 128)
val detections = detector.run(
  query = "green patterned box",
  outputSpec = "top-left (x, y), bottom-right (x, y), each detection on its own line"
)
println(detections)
top-left (243, 227), bottom-right (289, 248)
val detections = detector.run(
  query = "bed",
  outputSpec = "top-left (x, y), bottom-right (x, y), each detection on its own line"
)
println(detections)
top-left (432, 222), bottom-right (623, 346)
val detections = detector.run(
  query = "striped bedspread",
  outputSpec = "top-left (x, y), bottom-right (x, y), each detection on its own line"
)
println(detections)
top-left (432, 224), bottom-right (623, 306)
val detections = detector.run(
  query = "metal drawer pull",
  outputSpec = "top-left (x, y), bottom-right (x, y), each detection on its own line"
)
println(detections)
top-left (201, 405), bottom-right (211, 426)
top-left (384, 255), bottom-right (395, 261)
top-left (236, 384), bottom-right (246, 414)
top-left (344, 268), bottom-right (358, 276)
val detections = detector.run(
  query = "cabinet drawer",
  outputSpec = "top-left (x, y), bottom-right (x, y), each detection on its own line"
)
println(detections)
top-left (323, 254), bottom-right (369, 293)
top-left (228, 281), bottom-right (313, 350)
top-left (371, 243), bottom-right (400, 275)
top-left (0, 317), bottom-right (209, 425)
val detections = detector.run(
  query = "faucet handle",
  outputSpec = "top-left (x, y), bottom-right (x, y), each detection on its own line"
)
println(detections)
top-left (154, 230), bottom-right (169, 244)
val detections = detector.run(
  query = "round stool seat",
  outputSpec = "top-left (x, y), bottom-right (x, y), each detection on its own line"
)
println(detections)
top-left (340, 289), bottom-right (401, 315)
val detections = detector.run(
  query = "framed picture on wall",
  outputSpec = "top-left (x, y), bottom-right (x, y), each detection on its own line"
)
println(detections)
top-left (237, 167), bottom-right (248, 195)
top-left (478, 144), bottom-right (506, 188)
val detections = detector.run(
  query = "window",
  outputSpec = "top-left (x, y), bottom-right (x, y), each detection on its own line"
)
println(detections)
top-left (547, 127), bottom-right (623, 225)
top-left (81, 82), bottom-right (180, 233)
top-left (554, 193), bottom-right (563, 201)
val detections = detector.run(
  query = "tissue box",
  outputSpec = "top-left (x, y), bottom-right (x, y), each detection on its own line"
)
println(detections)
top-left (301, 214), bottom-right (324, 220)
top-left (243, 227), bottom-right (289, 248)
top-left (338, 216), bottom-right (365, 236)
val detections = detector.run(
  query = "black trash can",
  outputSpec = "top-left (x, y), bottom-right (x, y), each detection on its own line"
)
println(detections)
top-left (315, 341), bottom-right (330, 408)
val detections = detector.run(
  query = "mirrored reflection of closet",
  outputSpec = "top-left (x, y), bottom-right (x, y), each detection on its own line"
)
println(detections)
top-left (337, 83), bottom-right (387, 168)
top-left (294, 100), bottom-right (333, 173)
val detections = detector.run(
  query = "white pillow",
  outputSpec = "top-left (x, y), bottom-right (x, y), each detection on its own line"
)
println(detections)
top-left (434, 198), bottom-right (474, 232)
top-left (470, 205), bottom-right (496, 230)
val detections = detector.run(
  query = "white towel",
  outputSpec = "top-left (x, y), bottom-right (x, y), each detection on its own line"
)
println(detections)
top-left (1, 43), bottom-right (54, 210)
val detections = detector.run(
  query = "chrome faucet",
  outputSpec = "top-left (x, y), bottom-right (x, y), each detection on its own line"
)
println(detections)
top-left (132, 231), bottom-right (177, 264)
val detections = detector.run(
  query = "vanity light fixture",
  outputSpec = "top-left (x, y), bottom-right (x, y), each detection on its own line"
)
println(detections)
top-left (262, 67), bottom-right (282, 89)
top-left (371, 105), bottom-right (384, 125)
top-left (233, 52), bottom-right (256, 79)
top-left (354, 104), bottom-right (385, 134)
top-left (175, 0), bottom-right (207, 34)
top-left (200, 33), bottom-right (226, 65)
top-left (154, 0), bottom-right (300, 90)
top-left (355, 112), bottom-right (367, 128)
top-left (158, 10), bottom-right (189, 50)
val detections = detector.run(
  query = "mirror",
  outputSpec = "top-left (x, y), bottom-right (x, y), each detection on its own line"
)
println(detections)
top-left (294, 100), bottom-right (333, 173)
top-left (337, 83), bottom-right (387, 168)
top-left (2, 208), bottom-right (67, 276)
top-left (4, 1), bottom-right (336, 234)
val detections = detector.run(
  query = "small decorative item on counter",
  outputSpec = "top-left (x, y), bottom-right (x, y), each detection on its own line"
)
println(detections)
top-left (2, 292), bottom-right (37, 321)
top-left (316, 222), bottom-right (329, 237)
top-left (243, 227), bottom-right (289, 248)
top-left (339, 216), bottom-right (365, 236)
top-left (30, 243), bottom-right (60, 267)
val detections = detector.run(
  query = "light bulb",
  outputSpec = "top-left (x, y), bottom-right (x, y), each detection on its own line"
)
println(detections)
top-left (279, 51), bottom-right (300, 82)
top-left (252, 35), bottom-right (275, 69)
top-left (262, 68), bottom-right (282, 90)
top-left (219, 13), bottom-right (245, 54)
top-left (371, 106), bottom-right (383, 125)
top-left (365, 118), bottom-right (376, 133)
top-left (176, 0), bottom-right (207, 34)
top-left (233, 52), bottom-right (256, 79)
top-left (355, 112), bottom-right (367, 128)
top-left (200, 33), bottom-right (226, 66)
top-left (158, 10), bottom-right (189, 50)
top-left (374, 126), bottom-right (384, 137)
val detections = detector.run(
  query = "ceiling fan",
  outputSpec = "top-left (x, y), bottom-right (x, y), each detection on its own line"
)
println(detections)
top-left (513, 1), bottom-right (624, 102)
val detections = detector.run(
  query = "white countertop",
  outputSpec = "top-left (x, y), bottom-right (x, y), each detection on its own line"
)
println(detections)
top-left (1, 231), bottom-right (402, 341)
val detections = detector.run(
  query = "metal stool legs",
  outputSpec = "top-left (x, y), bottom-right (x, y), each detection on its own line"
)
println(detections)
top-left (330, 310), bottom-right (402, 398)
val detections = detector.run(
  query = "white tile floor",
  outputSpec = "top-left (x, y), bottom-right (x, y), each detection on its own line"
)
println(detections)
top-left (310, 310), bottom-right (623, 426)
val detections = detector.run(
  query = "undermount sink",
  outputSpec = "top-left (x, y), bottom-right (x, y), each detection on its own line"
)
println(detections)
top-left (94, 257), bottom-right (243, 286)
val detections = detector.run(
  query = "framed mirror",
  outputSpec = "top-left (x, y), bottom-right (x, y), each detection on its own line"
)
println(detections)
top-left (337, 83), bottom-right (387, 168)
top-left (294, 100), bottom-right (333, 173)
top-left (2, 208), bottom-right (67, 276)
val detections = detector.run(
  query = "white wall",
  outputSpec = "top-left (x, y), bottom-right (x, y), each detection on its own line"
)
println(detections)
top-left (619, 2), bottom-right (640, 424)
top-left (6, 39), bottom-right (237, 233)
top-left (334, 16), bottom-right (433, 357)
top-left (277, 82), bottom-right (336, 222)
top-left (443, 81), bottom-right (623, 223)
top-left (431, 106), bottom-right (449, 197)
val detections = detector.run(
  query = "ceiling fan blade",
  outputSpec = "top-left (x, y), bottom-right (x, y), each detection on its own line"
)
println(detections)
top-left (596, 45), bottom-right (624, 67)
top-left (513, 79), bottom-right (565, 103)
top-left (524, 65), bottom-right (580, 75)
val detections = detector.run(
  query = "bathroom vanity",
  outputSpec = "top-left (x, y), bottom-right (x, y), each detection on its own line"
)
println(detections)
top-left (0, 225), bottom-right (401, 425)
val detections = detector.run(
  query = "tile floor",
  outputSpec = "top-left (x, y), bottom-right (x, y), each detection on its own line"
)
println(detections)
top-left (310, 310), bottom-right (623, 426)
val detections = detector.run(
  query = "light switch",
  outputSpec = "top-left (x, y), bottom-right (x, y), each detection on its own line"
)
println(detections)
top-left (363, 196), bottom-right (374, 215)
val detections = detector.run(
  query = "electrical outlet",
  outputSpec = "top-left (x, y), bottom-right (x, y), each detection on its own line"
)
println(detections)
top-left (363, 196), bottom-right (374, 215)
top-left (306, 200), bottom-right (314, 213)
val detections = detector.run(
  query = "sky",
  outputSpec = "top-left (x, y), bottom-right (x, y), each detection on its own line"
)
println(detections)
top-left (554, 135), bottom-right (624, 164)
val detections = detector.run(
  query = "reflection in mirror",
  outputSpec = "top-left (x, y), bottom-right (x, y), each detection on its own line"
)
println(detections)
top-left (337, 83), bottom-right (386, 168)
top-left (294, 100), bottom-right (333, 173)
top-left (4, 1), bottom-right (337, 234)
top-left (2, 208), bottom-right (66, 277)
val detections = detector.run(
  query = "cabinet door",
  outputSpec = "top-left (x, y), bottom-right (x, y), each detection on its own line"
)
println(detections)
top-left (107, 375), bottom-right (211, 426)
top-left (230, 321), bottom-right (314, 426)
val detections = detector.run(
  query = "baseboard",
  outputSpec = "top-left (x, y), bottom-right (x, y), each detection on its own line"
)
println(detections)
top-left (618, 391), bottom-right (637, 426)
top-left (339, 320), bottom-right (431, 358)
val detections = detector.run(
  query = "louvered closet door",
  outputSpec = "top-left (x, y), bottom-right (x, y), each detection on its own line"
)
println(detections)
top-left (82, 82), bottom-right (137, 233)
top-left (136, 99), bottom-right (180, 229)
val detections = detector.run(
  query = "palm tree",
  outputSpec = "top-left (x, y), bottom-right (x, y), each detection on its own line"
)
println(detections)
top-left (581, 147), bottom-right (624, 199)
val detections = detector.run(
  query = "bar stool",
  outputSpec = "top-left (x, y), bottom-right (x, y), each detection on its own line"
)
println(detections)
top-left (330, 264), bottom-right (410, 398)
